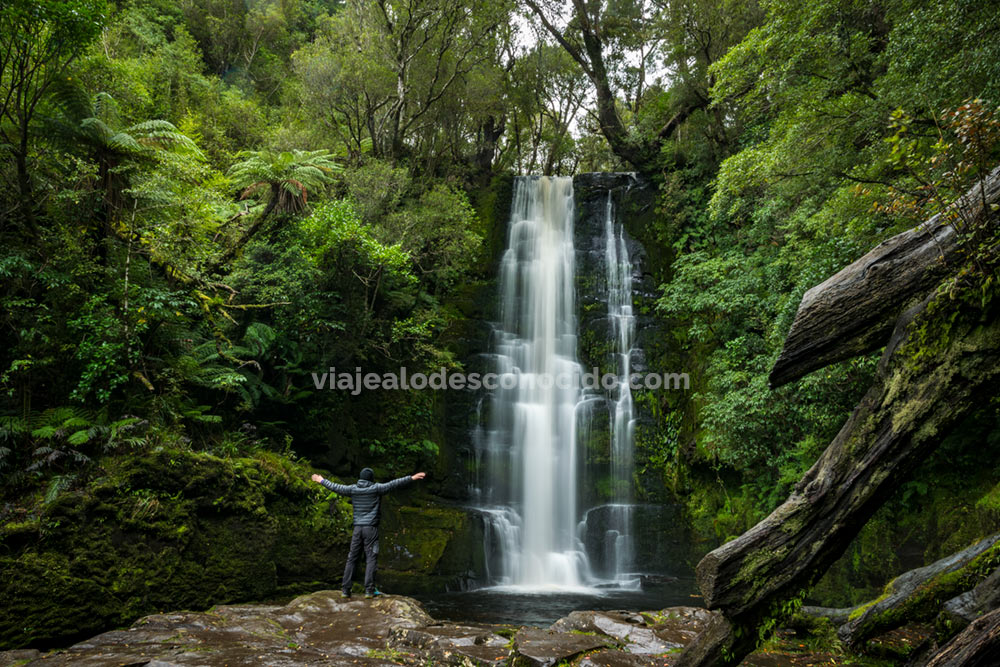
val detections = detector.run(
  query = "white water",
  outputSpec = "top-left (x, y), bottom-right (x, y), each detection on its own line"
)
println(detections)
top-left (474, 176), bottom-right (640, 591)
top-left (475, 176), bottom-right (591, 589)
top-left (601, 191), bottom-right (638, 585)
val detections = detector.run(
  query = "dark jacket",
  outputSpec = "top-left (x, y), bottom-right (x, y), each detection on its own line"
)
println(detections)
top-left (320, 475), bottom-right (412, 526)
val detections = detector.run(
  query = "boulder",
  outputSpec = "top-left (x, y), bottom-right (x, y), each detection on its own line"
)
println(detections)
top-left (512, 627), bottom-right (610, 667)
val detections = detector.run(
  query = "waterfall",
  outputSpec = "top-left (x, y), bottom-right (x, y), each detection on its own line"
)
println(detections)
top-left (475, 175), bottom-right (590, 588)
top-left (473, 175), bottom-right (640, 590)
top-left (601, 191), bottom-right (637, 586)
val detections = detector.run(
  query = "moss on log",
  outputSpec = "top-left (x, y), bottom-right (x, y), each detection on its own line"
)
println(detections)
top-left (675, 283), bottom-right (1000, 667)
top-left (769, 167), bottom-right (1000, 388)
top-left (837, 534), bottom-right (1000, 648)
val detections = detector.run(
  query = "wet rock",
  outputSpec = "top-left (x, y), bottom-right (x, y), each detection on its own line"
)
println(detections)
top-left (0, 649), bottom-right (41, 666)
top-left (643, 607), bottom-right (717, 647)
top-left (390, 622), bottom-right (512, 664)
top-left (579, 648), bottom-right (672, 667)
top-left (547, 607), bottom-right (717, 661)
top-left (513, 627), bottom-right (610, 667)
top-left (550, 610), bottom-right (677, 654)
top-left (12, 593), bottom-right (841, 667)
top-left (22, 592), bottom-right (431, 666)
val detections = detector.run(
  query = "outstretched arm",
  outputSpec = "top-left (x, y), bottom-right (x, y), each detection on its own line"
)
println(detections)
top-left (311, 473), bottom-right (353, 495)
top-left (374, 472), bottom-right (426, 494)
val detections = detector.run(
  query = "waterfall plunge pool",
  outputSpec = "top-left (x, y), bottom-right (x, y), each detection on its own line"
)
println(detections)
top-left (412, 574), bottom-right (701, 627)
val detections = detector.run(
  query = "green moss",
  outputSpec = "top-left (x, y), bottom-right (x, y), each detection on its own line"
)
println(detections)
top-left (375, 504), bottom-right (482, 593)
top-left (0, 447), bottom-right (355, 650)
top-left (847, 539), bottom-right (1000, 645)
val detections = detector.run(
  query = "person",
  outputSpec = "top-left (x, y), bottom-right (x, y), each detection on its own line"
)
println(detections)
top-left (311, 467), bottom-right (426, 598)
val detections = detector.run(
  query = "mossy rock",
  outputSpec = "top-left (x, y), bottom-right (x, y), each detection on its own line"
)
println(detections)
top-left (0, 448), bottom-right (353, 650)
top-left (378, 504), bottom-right (485, 591)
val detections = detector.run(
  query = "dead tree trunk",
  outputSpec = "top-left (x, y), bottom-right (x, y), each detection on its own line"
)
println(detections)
top-left (769, 167), bottom-right (1000, 388)
top-left (925, 607), bottom-right (1000, 667)
top-left (938, 565), bottom-right (1000, 639)
top-left (674, 291), bottom-right (1000, 667)
top-left (838, 534), bottom-right (1000, 648)
top-left (674, 170), bottom-right (1000, 667)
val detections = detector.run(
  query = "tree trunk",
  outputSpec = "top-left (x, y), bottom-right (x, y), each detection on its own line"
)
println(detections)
top-left (14, 115), bottom-right (35, 231)
top-left (674, 288), bottom-right (1000, 667)
top-left (838, 534), bottom-right (1000, 648)
top-left (938, 565), bottom-right (1000, 640)
top-left (769, 166), bottom-right (1000, 388)
top-left (924, 608), bottom-right (1000, 667)
top-left (473, 115), bottom-right (504, 177)
top-left (208, 184), bottom-right (280, 274)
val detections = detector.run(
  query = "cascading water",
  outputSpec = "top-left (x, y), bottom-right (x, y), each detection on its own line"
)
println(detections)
top-left (474, 176), bottom-right (590, 588)
top-left (473, 175), bottom-right (641, 591)
top-left (599, 191), bottom-right (638, 586)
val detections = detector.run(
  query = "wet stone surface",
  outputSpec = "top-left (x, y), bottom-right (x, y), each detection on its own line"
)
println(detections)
top-left (0, 592), bottom-right (878, 667)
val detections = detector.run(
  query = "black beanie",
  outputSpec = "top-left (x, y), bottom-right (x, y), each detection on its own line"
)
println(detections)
top-left (360, 467), bottom-right (375, 481)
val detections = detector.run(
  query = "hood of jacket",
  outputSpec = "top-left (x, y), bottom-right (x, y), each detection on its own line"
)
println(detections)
top-left (356, 478), bottom-right (374, 488)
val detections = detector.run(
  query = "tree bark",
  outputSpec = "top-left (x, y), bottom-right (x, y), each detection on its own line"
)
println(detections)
top-left (938, 565), bottom-right (1000, 639)
top-left (675, 288), bottom-right (1000, 667)
top-left (769, 167), bottom-right (1000, 388)
top-left (837, 534), bottom-right (1000, 648)
top-left (925, 608), bottom-right (1000, 667)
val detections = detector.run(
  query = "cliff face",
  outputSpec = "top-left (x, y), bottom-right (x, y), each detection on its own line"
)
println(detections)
top-left (573, 173), bottom-right (690, 572)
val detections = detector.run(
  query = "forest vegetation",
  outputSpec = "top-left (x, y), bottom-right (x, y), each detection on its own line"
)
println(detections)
top-left (1, 0), bottom-right (999, 661)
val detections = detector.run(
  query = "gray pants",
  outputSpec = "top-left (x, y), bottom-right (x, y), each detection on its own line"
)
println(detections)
top-left (343, 525), bottom-right (379, 594)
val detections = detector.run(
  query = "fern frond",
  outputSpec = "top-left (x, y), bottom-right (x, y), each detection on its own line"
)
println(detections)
top-left (31, 425), bottom-right (59, 439)
top-left (66, 430), bottom-right (90, 446)
top-left (44, 474), bottom-right (77, 505)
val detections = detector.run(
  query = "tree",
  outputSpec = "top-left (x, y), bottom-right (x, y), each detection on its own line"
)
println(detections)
top-left (507, 43), bottom-right (588, 175)
top-left (293, 0), bottom-right (508, 163)
top-left (47, 87), bottom-right (203, 233)
top-left (522, 0), bottom-right (760, 172)
top-left (0, 0), bottom-right (106, 226)
top-left (215, 149), bottom-right (340, 268)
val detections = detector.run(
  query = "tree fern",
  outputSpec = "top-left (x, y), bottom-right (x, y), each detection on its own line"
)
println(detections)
top-left (228, 148), bottom-right (340, 215)
top-left (45, 81), bottom-right (204, 223)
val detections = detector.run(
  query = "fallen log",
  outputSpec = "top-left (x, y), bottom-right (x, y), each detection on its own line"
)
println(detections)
top-left (796, 605), bottom-right (858, 627)
top-left (674, 286), bottom-right (1000, 667)
top-left (925, 607), bottom-right (1000, 667)
top-left (769, 167), bottom-right (1000, 388)
top-left (837, 533), bottom-right (1000, 648)
top-left (938, 564), bottom-right (1000, 639)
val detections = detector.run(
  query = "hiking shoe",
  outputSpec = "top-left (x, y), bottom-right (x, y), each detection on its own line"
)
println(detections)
top-left (364, 590), bottom-right (382, 599)
top-left (340, 591), bottom-right (351, 599)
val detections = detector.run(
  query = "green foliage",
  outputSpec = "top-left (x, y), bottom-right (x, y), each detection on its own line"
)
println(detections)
top-left (1, 0), bottom-right (998, 651)
top-left (0, 0), bottom-right (109, 219)
top-left (228, 148), bottom-right (340, 215)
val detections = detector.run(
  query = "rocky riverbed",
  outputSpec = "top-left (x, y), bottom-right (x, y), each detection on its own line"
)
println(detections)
top-left (0, 591), bottom-right (877, 666)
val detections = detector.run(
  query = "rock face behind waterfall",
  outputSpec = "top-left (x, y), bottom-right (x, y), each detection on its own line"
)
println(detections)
top-left (572, 173), bottom-right (689, 575)
top-left (460, 173), bottom-right (689, 588)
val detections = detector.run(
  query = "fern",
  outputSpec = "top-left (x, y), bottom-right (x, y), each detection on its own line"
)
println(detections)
top-left (228, 149), bottom-right (340, 215)
top-left (66, 430), bottom-right (90, 446)
top-left (44, 474), bottom-right (77, 505)
top-left (244, 322), bottom-right (277, 356)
